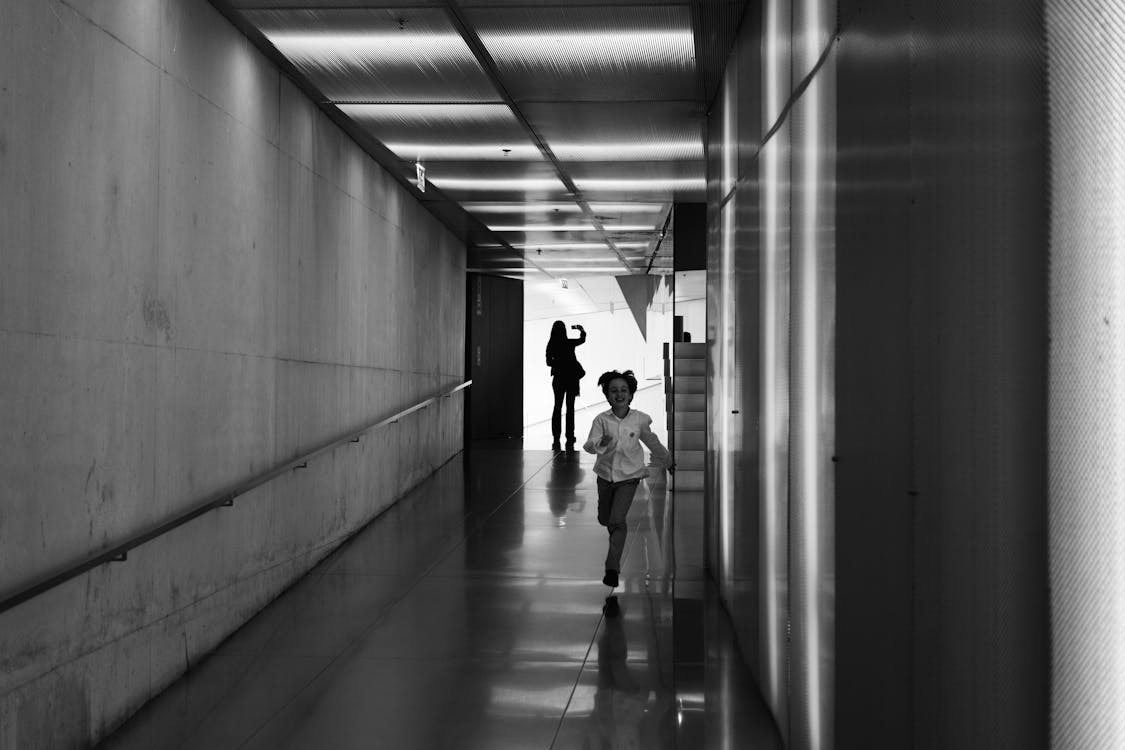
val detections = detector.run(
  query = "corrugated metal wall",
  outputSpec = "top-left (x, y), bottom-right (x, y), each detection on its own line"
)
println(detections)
top-left (1046, 2), bottom-right (1125, 748)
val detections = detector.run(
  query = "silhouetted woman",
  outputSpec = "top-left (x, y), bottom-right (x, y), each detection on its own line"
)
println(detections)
top-left (546, 320), bottom-right (586, 450)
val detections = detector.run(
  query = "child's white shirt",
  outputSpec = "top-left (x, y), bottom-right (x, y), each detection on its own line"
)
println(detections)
top-left (583, 408), bottom-right (671, 482)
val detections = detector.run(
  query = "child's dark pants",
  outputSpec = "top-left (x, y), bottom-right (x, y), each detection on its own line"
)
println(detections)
top-left (596, 477), bottom-right (641, 573)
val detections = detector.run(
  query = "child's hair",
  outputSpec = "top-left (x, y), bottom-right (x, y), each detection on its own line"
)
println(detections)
top-left (597, 369), bottom-right (638, 396)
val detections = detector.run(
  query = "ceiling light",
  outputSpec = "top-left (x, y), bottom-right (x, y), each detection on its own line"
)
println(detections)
top-left (541, 267), bottom-right (631, 272)
top-left (461, 203), bottom-right (667, 215)
top-left (487, 224), bottom-right (654, 232)
top-left (523, 258), bottom-right (630, 263)
top-left (268, 33), bottom-right (472, 62)
top-left (574, 177), bottom-right (706, 191)
top-left (589, 203), bottom-right (668, 213)
top-left (551, 141), bottom-right (704, 161)
top-left (509, 242), bottom-right (651, 250)
top-left (481, 31), bottom-right (694, 69)
top-left (338, 103), bottom-right (513, 121)
top-left (382, 144), bottom-right (541, 161)
top-left (429, 177), bottom-right (566, 191)
top-left (462, 202), bottom-right (584, 213)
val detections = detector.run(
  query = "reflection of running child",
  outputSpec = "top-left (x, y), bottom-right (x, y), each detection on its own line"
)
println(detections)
top-left (583, 370), bottom-right (673, 588)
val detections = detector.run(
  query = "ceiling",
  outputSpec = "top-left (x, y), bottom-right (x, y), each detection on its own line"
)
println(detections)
top-left (215, 0), bottom-right (748, 283)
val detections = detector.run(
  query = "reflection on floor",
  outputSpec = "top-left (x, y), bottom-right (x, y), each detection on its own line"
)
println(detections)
top-left (99, 443), bottom-right (783, 750)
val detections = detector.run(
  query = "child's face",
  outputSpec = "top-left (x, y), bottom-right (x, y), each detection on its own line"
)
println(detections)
top-left (605, 378), bottom-right (633, 409)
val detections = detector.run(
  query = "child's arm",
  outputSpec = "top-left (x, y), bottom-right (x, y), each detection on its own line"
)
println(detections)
top-left (583, 415), bottom-right (612, 454)
top-left (639, 416), bottom-right (673, 470)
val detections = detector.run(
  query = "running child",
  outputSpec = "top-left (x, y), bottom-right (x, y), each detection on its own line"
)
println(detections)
top-left (583, 370), bottom-right (673, 588)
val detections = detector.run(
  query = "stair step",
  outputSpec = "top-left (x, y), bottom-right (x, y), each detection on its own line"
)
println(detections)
top-left (674, 342), bottom-right (706, 358)
top-left (674, 412), bottom-right (706, 430)
top-left (670, 375), bottom-right (705, 395)
top-left (673, 359), bottom-right (705, 376)
top-left (673, 449), bottom-right (704, 470)
top-left (674, 394), bottom-right (705, 411)
top-left (674, 430), bottom-right (706, 450)
top-left (674, 470), bottom-right (704, 491)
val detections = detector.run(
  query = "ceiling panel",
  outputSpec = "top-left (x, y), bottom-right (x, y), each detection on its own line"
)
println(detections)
top-left (524, 101), bottom-right (704, 162)
top-left (232, 1), bottom-right (440, 7)
top-left (469, 6), bottom-right (698, 102)
top-left (423, 161), bottom-right (570, 201)
top-left (459, 0), bottom-right (685, 6)
top-left (244, 9), bottom-right (499, 102)
top-left (336, 103), bottom-right (538, 162)
top-left (459, 201), bottom-right (669, 234)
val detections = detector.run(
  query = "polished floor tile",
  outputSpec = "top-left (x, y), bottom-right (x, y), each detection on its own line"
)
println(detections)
top-left (99, 444), bottom-right (782, 750)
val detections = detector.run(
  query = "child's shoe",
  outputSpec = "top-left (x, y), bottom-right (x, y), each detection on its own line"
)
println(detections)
top-left (602, 569), bottom-right (619, 588)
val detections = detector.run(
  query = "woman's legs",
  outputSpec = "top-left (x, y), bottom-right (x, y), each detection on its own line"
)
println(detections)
top-left (551, 378), bottom-right (565, 446)
top-left (564, 387), bottom-right (577, 446)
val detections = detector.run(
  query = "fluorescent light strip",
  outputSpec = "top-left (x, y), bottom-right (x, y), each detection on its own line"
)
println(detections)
top-left (591, 203), bottom-right (668, 213)
top-left (488, 225), bottom-right (654, 232)
top-left (384, 144), bottom-right (541, 160)
top-left (462, 203), bottom-right (666, 214)
top-left (534, 258), bottom-right (631, 263)
top-left (509, 242), bottom-right (651, 250)
top-left (540, 267), bottom-right (628, 272)
top-left (575, 178), bottom-right (705, 191)
top-left (481, 31), bottom-right (695, 67)
top-left (338, 103), bottom-right (513, 122)
top-left (469, 267), bottom-right (625, 273)
top-left (552, 142), bottom-right (704, 160)
top-left (464, 202), bottom-right (583, 213)
top-left (269, 33), bottom-right (470, 59)
top-left (429, 177), bottom-right (566, 191)
top-left (381, 142), bottom-right (702, 161)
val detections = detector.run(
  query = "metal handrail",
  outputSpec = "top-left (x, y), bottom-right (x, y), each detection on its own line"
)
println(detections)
top-left (0, 380), bottom-right (471, 615)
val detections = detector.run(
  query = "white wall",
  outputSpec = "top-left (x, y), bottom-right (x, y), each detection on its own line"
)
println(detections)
top-left (523, 280), bottom-right (672, 437)
top-left (0, 2), bottom-right (465, 746)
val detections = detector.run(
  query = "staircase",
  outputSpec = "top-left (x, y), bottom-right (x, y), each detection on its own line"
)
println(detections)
top-left (665, 341), bottom-right (706, 491)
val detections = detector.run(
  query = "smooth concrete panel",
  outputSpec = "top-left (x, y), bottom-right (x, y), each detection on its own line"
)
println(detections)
top-left (161, 0), bottom-right (280, 146)
top-left (158, 73), bottom-right (280, 357)
top-left (0, 0), bottom-right (160, 346)
top-left (153, 346), bottom-right (278, 513)
top-left (61, 0), bottom-right (167, 64)
top-left (0, 333), bottom-right (156, 590)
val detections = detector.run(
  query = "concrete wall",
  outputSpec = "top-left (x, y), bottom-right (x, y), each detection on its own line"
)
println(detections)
top-left (0, 1), bottom-right (466, 747)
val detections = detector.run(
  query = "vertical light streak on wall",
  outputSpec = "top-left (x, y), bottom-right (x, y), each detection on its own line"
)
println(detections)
top-left (1047, 2), bottom-right (1125, 746)
top-left (760, 0), bottom-right (784, 717)
top-left (719, 71), bottom-right (738, 588)
top-left (791, 0), bottom-right (834, 747)
top-left (723, 66), bottom-right (738, 199)
top-left (798, 73), bottom-right (823, 750)
top-left (719, 205), bottom-right (736, 589)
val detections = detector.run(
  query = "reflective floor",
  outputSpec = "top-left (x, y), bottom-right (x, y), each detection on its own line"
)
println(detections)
top-left (100, 443), bottom-right (783, 750)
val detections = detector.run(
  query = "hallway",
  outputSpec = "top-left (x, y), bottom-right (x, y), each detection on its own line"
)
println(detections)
top-left (98, 444), bottom-right (782, 749)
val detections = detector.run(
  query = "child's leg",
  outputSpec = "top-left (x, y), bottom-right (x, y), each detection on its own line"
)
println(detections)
top-left (596, 477), bottom-right (614, 526)
top-left (603, 479), bottom-right (640, 573)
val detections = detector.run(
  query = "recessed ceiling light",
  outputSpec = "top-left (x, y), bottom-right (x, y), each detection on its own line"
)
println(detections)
top-left (429, 177), bottom-right (566, 191)
top-left (481, 31), bottom-right (694, 69)
top-left (575, 178), bottom-right (705, 191)
top-left (487, 224), bottom-right (654, 232)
